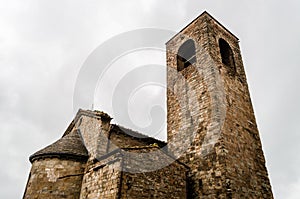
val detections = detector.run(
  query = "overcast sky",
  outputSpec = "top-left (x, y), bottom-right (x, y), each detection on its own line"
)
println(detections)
top-left (0, 0), bottom-right (299, 198)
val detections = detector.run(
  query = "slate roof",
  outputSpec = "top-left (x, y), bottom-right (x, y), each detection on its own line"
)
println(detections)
top-left (29, 129), bottom-right (89, 163)
top-left (29, 109), bottom-right (166, 163)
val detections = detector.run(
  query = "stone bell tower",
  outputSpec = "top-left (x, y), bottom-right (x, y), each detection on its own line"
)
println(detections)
top-left (166, 11), bottom-right (273, 198)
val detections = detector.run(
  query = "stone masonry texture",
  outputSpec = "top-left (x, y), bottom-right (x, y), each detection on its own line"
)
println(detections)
top-left (23, 158), bottom-right (86, 199)
top-left (23, 11), bottom-right (273, 199)
top-left (166, 12), bottom-right (273, 198)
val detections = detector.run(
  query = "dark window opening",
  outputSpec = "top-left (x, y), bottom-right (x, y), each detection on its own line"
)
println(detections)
top-left (219, 38), bottom-right (236, 74)
top-left (177, 39), bottom-right (196, 71)
top-left (199, 179), bottom-right (203, 190)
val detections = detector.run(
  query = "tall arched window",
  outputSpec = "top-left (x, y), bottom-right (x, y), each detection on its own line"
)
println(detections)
top-left (219, 38), bottom-right (236, 74)
top-left (177, 39), bottom-right (196, 71)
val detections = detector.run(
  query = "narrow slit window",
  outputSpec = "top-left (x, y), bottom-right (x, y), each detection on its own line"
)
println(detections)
top-left (177, 39), bottom-right (196, 71)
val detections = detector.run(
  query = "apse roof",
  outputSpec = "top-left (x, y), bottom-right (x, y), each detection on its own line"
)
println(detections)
top-left (29, 129), bottom-right (88, 163)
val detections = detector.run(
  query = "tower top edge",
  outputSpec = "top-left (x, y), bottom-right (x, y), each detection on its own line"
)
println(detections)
top-left (166, 11), bottom-right (239, 45)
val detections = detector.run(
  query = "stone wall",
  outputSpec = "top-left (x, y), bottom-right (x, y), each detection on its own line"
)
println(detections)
top-left (207, 16), bottom-right (273, 198)
top-left (107, 130), bottom-right (153, 152)
top-left (120, 147), bottom-right (188, 199)
top-left (73, 110), bottom-right (165, 158)
top-left (166, 12), bottom-right (273, 198)
top-left (80, 152), bottom-right (122, 199)
top-left (79, 147), bottom-right (188, 199)
top-left (167, 12), bottom-right (223, 198)
top-left (23, 158), bottom-right (86, 199)
top-left (107, 126), bottom-right (166, 152)
top-left (75, 111), bottom-right (111, 159)
top-left (121, 166), bottom-right (187, 199)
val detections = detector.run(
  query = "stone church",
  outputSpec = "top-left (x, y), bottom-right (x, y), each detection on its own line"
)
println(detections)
top-left (23, 12), bottom-right (273, 198)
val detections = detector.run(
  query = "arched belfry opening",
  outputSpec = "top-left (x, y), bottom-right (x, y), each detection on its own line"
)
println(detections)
top-left (219, 38), bottom-right (236, 74)
top-left (177, 39), bottom-right (196, 71)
